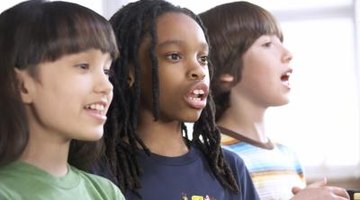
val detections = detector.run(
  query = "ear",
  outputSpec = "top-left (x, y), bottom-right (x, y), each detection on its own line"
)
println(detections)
top-left (14, 68), bottom-right (35, 104)
top-left (219, 73), bottom-right (234, 83)
top-left (128, 68), bottom-right (135, 88)
top-left (218, 73), bottom-right (235, 91)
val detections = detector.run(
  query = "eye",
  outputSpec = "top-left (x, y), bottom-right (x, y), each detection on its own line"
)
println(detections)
top-left (165, 53), bottom-right (182, 62)
top-left (104, 69), bottom-right (110, 76)
top-left (198, 55), bottom-right (209, 65)
top-left (262, 42), bottom-right (272, 48)
top-left (104, 68), bottom-right (112, 78)
top-left (76, 63), bottom-right (89, 70)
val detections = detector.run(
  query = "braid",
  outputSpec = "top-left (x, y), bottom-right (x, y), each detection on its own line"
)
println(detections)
top-left (192, 94), bottom-right (239, 193)
top-left (104, 3), bottom-right (149, 193)
top-left (149, 5), bottom-right (160, 120)
top-left (103, 0), bottom-right (240, 196)
top-left (185, 8), bottom-right (240, 193)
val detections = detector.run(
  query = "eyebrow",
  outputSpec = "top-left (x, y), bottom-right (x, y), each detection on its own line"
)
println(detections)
top-left (157, 39), bottom-right (209, 51)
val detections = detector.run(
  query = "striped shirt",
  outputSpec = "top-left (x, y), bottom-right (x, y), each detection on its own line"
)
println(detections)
top-left (221, 127), bottom-right (306, 200)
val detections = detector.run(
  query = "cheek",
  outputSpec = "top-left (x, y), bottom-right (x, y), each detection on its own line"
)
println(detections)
top-left (139, 72), bottom-right (154, 108)
top-left (243, 54), bottom-right (273, 78)
top-left (204, 70), bottom-right (210, 83)
top-left (140, 58), bottom-right (153, 87)
top-left (158, 75), bottom-right (176, 95)
top-left (108, 91), bottom-right (114, 103)
top-left (239, 62), bottom-right (270, 91)
top-left (140, 70), bottom-right (153, 96)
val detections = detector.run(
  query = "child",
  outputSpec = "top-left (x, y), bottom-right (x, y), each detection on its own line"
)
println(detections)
top-left (199, 1), bottom-right (350, 200)
top-left (93, 0), bottom-right (259, 199)
top-left (0, 0), bottom-right (124, 199)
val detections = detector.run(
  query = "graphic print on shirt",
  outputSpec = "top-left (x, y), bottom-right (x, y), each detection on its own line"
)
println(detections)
top-left (181, 193), bottom-right (215, 200)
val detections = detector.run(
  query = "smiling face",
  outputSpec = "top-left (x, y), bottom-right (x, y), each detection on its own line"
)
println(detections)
top-left (20, 49), bottom-right (113, 142)
top-left (232, 35), bottom-right (292, 107)
top-left (138, 12), bottom-right (210, 123)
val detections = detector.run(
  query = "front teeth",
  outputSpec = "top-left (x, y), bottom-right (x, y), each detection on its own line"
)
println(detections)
top-left (85, 104), bottom-right (105, 111)
top-left (189, 89), bottom-right (206, 101)
top-left (193, 89), bottom-right (205, 95)
top-left (190, 97), bottom-right (201, 101)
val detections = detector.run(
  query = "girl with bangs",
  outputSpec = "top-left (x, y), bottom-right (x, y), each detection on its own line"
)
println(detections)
top-left (200, 1), bottom-right (349, 200)
top-left (0, 0), bottom-right (124, 199)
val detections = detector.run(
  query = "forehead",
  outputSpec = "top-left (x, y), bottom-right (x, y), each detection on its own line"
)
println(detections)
top-left (155, 12), bottom-right (207, 48)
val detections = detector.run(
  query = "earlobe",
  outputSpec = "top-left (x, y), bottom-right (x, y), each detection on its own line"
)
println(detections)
top-left (14, 68), bottom-right (34, 104)
top-left (219, 73), bottom-right (234, 83)
top-left (128, 69), bottom-right (135, 88)
top-left (218, 73), bottom-right (235, 91)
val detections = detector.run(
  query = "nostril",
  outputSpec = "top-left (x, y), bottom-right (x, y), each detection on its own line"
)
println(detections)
top-left (190, 73), bottom-right (205, 80)
top-left (191, 73), bottom-right (199, 79)
top-left (188, 68), bottom-right (206, 80)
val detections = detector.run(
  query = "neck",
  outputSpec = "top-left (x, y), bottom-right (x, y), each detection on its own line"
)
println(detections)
top-left (137, 111), bottom-right (189, 157)
top-left (218, 94), bottom-right (268, 143)
top-left (19, 131), bottom-right (70, 177)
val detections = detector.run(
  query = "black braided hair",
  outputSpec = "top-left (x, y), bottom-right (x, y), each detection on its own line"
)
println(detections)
top-left (102, 0), bottom-right (240, 196)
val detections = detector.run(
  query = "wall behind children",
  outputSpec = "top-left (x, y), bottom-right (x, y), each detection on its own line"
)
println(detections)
top-left (1, 0), bottom-right (359, 188)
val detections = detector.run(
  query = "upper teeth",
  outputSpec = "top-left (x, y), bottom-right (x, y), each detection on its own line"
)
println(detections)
top-left (193, 89), bottom-right (204, 95)
top-left (85, 104), bottom-right (105, 111)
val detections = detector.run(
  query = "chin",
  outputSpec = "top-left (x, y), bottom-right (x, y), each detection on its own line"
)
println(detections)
top-left (92, 132), bottom-right (104, 140)
top-left (81, 130), bottom-right (104, 141)
top-left (182, 111), bottom-right (202, 123)
top-left (274, 99), bottom-right (290, 107)
top-left (282, 97), bottom-right (290, 105)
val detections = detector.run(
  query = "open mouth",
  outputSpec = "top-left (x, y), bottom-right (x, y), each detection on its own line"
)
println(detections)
top-left (281, 72), bottom-right (290, 82)
top-left (190, 89), bottom-right (206, 101)
top-left (281, 70), bottom-right (292, 87)
top-left (84, 103), bottom-right (106, 115)
top-left (185, 82), bottom-right (209, 109)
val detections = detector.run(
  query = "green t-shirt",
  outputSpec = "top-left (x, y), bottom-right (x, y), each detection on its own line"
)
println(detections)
top-left (0, 162), bottom-right (125, 200)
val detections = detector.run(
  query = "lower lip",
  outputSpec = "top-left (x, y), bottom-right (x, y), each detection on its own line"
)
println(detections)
top-left (86, 109), bottom-right (107, 123)
top-left (282, 80), bottom-right (291, 89)
top-left (184, 97), bottom-right (207, 110)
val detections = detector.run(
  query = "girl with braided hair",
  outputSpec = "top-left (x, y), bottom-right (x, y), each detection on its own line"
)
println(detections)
top-left (92, 0), bottom-right (259, 199)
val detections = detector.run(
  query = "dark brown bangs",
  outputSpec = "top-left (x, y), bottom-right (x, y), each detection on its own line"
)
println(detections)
top-left (250, 7), bottom-right (283, 41)
top-left (14, 1), bottom-right (118, 69)
top-left (42, 2), bottom-right (119, 61)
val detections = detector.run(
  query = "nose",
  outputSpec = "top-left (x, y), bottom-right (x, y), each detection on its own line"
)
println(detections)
top-left (95, 72), bottom-right (113, 95)
top-left (188, 70), bottom-right (206, 80)
top-left (187, 60), bottom-right (207, 81)
top-left (282, 46), bottom-right (293, 63)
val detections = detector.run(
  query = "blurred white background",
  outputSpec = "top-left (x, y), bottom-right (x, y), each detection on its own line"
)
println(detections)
top-left (1, 0), bottom-right (359, 188)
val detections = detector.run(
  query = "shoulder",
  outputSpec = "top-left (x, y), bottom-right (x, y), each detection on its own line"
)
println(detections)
top-left (222, 148), bottom-right (260, 199)
top-left (274, 143), bottom-right (299, 157)
top-left (71, 166), bottom-right (114, 185)
top-left (222, 147), bottom-right (246, 167)
top-left (70, 166), bottom-right (125, 200)
top-left (0, 166), bottom-right (28, 199)
top-left (274, 142), bottom-right (290, 149)
top-left (221, 148), bottom-right (249, 179)
top-left (0, 183), bottom-right (17, 200)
